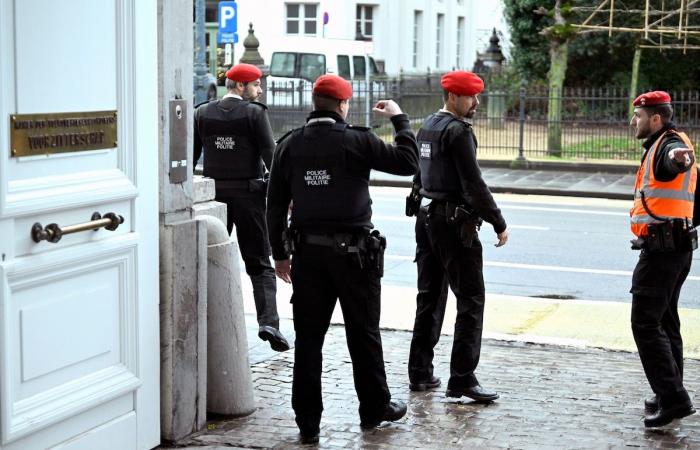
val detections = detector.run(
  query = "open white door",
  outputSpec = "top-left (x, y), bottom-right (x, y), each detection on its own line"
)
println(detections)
top-left (0, 1), bottom-right (160, 449)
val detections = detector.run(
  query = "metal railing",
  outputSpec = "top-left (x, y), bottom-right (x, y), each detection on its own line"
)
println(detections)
top-left (265, 77), bottom-right (700, 161)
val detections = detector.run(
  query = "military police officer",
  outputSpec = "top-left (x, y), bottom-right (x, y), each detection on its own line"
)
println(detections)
top-left (193, 63), bottom-right (289, 352)
top-left (266, 74), bottom-right (418, 444)
top-left (407, 71), bottom-right (508, 402)
top-left (629, 90), bottom-right (697, 427)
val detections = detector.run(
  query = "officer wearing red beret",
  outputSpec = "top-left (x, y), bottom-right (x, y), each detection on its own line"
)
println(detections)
top-left (266, 74), bottom-right (418, 443)
top-left (407, 70), bottom-right (508, 402)
top-left (628, 90), bottom-right (697, 427)
top-left (193, 63), bottom-right (289, 352)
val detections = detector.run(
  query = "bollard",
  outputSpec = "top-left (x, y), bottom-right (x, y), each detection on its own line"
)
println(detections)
top-left (196, 215), bottom-right (256, 416)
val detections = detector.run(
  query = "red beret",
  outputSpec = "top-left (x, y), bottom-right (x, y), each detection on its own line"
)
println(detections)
top-left (226, 63), bottom-right (262, 82)
top-left (633, 91), bottom-right (671, 107)
top-left (441, 71), bottom-right (484, 96)
top-left (312, 74), bottom-right (353, 100)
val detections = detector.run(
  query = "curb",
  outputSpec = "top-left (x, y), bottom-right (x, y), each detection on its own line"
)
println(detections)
top-left (368, 178), bottom-right (632, 201)
top-left (478, 158), bottom-right (638, 174)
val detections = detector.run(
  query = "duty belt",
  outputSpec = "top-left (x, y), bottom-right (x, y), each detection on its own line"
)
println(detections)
top-left (300, 232), bottom-right (364, 252)
top-left (428, 201), bottom-right (459, 217)
top-left (300, 233), bottom-right (336, 247)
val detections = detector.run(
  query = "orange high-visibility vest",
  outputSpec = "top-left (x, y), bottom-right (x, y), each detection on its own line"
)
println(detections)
top-left (630, 130), bottom-right (697, 237)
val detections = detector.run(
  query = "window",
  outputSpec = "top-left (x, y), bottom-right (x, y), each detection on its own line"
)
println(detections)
top-left (413, 10), bottom-right (422, 68)
top-left (269, 52), bottom-right (326, 81)
top-left (436, 14), bottom-right (444, 68)
top-left (456, 17), bottom-right (465, 68)
top-left (353, 55), bottom-right (366, 77)
top-left (338, 55), bottom-right (351, 79)
top-left (299, 53), bottom-right (325, 80)
top-left (270, 52), bottom-right (297, 78)
top-left (356, 5), bottom-right (374, 40)
top-left (286, 3), bottom-right (318, 36)
top-left (369, 57), bottom-right (379, 75)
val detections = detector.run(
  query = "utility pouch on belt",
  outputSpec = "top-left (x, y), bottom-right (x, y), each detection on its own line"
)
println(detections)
top-left (405, 184), bottom-right (422, 217)
top-left (646, 222), bottom-right (676, 252)
top-left (686, 227), bottom-right (699, 251)
top-left (365, 230), bottom-right (387, 277)
top-left (633, 222), bottom-right (698, 252)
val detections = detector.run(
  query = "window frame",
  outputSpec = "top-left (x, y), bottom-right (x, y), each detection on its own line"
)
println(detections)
top-left (456, 16), bottom-right (465, 69)
top-left (413, 10), bottom-right (423, 68)
top-left (285, 3), bottom-right (319, 36)
top-left (436, 13), bottom-right (444, 69)
top-left (355, 4), bottom-right (374, 40)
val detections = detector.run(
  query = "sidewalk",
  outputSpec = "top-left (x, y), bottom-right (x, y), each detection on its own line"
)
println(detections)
top-left (167, 316), bottom-right (700, 450)
top-left (370, 158), bottom-right (639, 200)
top-left (160, 282), bottom-right (700, 450)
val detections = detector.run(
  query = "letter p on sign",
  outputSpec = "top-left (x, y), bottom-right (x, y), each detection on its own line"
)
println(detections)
top-left (218, 1), bottom-right (238, 44)
top-left (219, 1), bottom-right (237, 33)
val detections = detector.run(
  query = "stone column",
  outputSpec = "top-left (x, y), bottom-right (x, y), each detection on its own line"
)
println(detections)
top-left (193, 176), bottom-right (255, 416)
top-left (158, 0), bottom-right (207, 442)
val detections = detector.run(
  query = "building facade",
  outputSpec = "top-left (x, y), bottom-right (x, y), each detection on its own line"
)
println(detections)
top-left (223, 0), bottom-right (477, 75)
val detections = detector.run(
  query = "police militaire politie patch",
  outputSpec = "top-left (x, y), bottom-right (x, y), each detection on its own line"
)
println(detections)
top-left (420, 142), bottom-right (432, 159)
top-left (304, 168), bottom-right (333, 187)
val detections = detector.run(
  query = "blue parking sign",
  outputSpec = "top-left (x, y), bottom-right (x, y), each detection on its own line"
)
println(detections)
top-left (218, 1), bottom-right (238, 44)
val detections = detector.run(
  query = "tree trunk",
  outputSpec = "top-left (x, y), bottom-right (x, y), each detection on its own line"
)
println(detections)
top-left (628, 45), bottom-right (642, 118)
top-left (547, 40), bottom-right (567, 157)
top-left (546, 0), bottom-right (568, 157)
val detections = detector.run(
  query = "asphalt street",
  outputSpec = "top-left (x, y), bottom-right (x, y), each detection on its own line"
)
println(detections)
top-left (370, 186), bottom-right (700, 309)
top-left (238, 186), bottom-right (700, 357)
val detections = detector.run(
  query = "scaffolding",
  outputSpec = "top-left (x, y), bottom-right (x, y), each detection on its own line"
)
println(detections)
top-left (570, 0), bottom-right (700, 52)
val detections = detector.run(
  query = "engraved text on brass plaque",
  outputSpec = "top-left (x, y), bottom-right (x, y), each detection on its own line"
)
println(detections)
top-left (10, 110), bottom-right (117, 157)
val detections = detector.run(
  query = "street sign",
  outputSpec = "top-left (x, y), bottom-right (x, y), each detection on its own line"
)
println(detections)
top-left (224, 43), bottom-right (232, 65)
top-left (218, 1), bottom-right (238, 44)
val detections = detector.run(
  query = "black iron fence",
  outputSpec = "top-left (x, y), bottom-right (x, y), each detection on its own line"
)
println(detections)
top-left (265, 76), bottom-right (700, 161)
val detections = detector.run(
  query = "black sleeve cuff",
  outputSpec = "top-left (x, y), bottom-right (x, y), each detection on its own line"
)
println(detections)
top-left (493, 221), bottom-right (507, 235)
top-left (390, 113), bottom-right (411, 132)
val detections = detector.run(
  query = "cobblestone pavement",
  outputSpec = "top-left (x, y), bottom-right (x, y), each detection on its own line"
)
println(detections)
top-left (165, 326), bottom-right (699, 450)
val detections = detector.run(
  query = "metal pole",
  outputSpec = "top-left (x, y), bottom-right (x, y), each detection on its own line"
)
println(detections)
top-left (517, 85), bottom-right (527, 161)
top-left (365, 54), bottom-right (371, 128)
top-left (194, 0), bottom-right (208, 105)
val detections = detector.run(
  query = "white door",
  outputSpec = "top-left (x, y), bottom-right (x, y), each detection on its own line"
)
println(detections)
top-left (0, 1), bottom-right (159, 449)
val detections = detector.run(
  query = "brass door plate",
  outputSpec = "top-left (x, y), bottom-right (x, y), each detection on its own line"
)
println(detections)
top-left (10, 110), bottom-right (117, 157)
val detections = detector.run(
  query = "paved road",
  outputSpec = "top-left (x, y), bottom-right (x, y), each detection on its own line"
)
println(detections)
top-left (370, 187), bottom-right (700, 308)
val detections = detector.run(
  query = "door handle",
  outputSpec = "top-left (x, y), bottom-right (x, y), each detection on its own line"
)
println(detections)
top-left (31, 212), bottom-right (124, 243)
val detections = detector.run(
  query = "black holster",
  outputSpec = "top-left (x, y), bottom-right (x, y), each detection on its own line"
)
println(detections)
top-left (364, 230), bottom-right (387, 277)
top-left (282, 228), bottom-right (299, 255)
top-left (447, 205), bottom-right (482, 248)
top-left (405, 183), bottom-right (422, 217)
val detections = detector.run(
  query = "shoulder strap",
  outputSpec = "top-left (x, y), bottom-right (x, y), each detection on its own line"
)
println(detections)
top-left (249, 100), bottom-right (268, 110)
top-left (332, 122), bottom-right (348, 132)
top-left (347, 124), bottom-right (369, 132)
top-left (437, 115), bottom-right (463, 146)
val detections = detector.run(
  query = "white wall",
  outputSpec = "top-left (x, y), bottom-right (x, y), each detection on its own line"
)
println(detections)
top-left (231, 0), bottom-right (494, 75)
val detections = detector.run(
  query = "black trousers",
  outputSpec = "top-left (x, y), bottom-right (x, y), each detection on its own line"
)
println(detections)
top-left (216, 190), bottom-right (279, 328)
top-left (631, 248), bottom-right (693, 408)
top-left (290, 242), bottom-right (391, 434)
top-left (409, 208), bottom-right (485, 390)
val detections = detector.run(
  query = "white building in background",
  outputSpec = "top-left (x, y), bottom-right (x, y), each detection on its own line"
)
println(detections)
top-left (227, 0), bottom-right (487, 75)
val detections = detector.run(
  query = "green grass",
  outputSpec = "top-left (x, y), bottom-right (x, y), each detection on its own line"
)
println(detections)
top-left (562, 136), bottom-right (638, 159)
